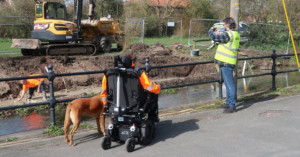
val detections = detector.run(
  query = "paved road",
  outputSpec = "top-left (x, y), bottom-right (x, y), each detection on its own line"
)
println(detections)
top-left (1, 95), bottom-right (300, 157)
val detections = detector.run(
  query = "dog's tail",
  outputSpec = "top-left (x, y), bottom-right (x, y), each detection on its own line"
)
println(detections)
top-left (64, 103), bottom-right (72, 137)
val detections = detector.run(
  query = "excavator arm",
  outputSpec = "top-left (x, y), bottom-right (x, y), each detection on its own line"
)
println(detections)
top-left (73, 0), bottom-right (96, 36)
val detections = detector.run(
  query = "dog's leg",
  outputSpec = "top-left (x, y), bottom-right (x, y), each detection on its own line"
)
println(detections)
top-left (96, 117), bottom-right (101, 134)
top-left (69, 121), bottom-right (80, 146)
top-left (64, 120), bottom-right (71, 143)
top-left (100, 115), bottom-right (106, 136)
top-left (64, 105), bottom-right (72, 143)
top-left (69, 111), bottom-right (81, 146)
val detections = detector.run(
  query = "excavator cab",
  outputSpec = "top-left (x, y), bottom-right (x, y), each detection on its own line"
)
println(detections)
top-left (35, 2), bottom-right (67, 20)
top-left (31, 2), bottom-right (79, 43)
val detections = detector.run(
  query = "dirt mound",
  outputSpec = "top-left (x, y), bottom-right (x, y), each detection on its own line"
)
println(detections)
top-left (0, 42), bottom-right (216, 102)
top-left (130, 42), bottom-right (172, 57)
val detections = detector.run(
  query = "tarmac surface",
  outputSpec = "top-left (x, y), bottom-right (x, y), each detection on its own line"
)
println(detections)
top-left (1, 94), bottom-right (300, 157)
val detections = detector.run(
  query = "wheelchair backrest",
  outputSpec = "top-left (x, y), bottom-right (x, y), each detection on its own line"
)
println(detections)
top-left (106, 68), bottom-right (147, 114)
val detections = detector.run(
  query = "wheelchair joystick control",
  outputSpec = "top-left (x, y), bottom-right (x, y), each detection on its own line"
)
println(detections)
top-left (108, 122), bottom-right (114, 130)
top-left (130, 124), bottom-right (136, 132)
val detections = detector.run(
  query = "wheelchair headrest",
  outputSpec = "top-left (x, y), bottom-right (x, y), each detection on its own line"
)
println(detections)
top-left (120, 55), bottom-right (132, 68)
top-left (114, 54), bottom-right (133, 68)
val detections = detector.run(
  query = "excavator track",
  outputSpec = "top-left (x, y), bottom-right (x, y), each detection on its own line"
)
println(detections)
top-left (45, 44), bottom-right (96, 56)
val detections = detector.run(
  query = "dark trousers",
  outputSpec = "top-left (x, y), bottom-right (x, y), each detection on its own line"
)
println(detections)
top-left (28, 81), bottom-right (45, 96)
top-left (145, 93), bottom-right (159, 122)
top-left (148, 102), bottom-right (158, 122)
top-left (28, 87), bottom-right (37, 96)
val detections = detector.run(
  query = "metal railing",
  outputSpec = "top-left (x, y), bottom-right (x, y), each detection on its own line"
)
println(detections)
top-left (0, 50), bottom-right (299, 125)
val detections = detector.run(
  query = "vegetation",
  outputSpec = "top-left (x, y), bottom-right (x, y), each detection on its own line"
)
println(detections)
top-left (0, 38), bottom-right (21, 57)
top-left (44, 124), bottom-right (64, 136)
top-left (78, 122), bottom-right (95, 130)
top-left (160, 88), bottom-right (178, 95)
top-left (6, 137), bottom-right (17, 142)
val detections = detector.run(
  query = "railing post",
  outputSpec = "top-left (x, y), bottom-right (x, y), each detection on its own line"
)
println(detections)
top-left (145, 58), bottom-right (151, 75)
top-left (47, 65), bottom-right (56, 125)
top-left (271, 50), bottom-right (277, 91)
top-left (219, 69), bottom-right (223, 99)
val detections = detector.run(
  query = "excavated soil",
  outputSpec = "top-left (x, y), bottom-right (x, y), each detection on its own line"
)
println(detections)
top-left (0, 42), bottom-right (288, 107)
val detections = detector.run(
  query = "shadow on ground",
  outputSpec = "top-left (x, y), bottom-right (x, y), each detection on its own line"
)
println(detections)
top-left (236, 90), bottom-right (280, 112)
top-left (73, 132), bottom-right (103, 146)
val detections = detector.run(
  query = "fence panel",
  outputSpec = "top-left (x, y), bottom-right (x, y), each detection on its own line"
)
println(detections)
top-left (188, 19), bottom-right (219, 47)
top-left (125, 17), bottom-right (183, 48)
top-left (125, 17), bottom-right (145, 44)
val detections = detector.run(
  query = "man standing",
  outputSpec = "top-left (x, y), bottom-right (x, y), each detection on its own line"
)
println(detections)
top-left (208, 17), bottom-right (240, 113)
top-left (18, 74), bottom-right (47, 101)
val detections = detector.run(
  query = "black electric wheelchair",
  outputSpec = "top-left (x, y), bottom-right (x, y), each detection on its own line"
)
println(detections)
top-left (101, 55), bottom-right (158, 152)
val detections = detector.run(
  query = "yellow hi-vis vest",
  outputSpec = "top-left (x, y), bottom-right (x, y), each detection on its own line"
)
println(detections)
top-left (214, 30), bottom-right (240, 65)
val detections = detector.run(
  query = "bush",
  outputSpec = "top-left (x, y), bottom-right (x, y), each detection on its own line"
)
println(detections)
top-left (243, 23), bottom-right (289, 51)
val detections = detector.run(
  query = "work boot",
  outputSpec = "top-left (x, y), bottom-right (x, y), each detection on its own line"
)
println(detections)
top-left (42, 91), bottom-right (47, 100)
top-left (219, 103), bottom-right (230, 109)
top-left (223, 106), bottom-right (237, 113)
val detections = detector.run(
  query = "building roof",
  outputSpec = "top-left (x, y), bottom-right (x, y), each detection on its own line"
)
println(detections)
top-left (147, 0), bottom-right (189, 7)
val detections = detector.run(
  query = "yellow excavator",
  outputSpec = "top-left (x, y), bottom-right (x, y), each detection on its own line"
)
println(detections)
top-left (11, 0), bottom-right (123, 56)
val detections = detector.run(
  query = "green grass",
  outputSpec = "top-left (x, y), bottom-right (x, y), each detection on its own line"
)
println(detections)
top-left (79, 122), bottom-right (95, 130)
top-left (0, 53), bottom-right (22, 58)
top-left (160, 88), bottom-right (178, 95)
top-left (6, 137), bottom-right (17, 142)
top-left (131, 36), bottom-right (189, 47)
top-left (0, 38), bottom-right (22, 58)
top-left (44, 124), bottom-right (64, 136)
top-left (0, 38), bottom-right (20, 52)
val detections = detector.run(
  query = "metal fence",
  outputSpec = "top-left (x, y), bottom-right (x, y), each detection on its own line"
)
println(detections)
top-left (0, 50), bottom-right (300, 126)
top-left (125, 17), bottom-right (183, 47)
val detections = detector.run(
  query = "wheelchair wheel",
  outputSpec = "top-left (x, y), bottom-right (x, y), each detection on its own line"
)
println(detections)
top-left (140, 120), bottom-right (153, 145)
top-left (125, 138), bottom-right (135, 152)
top-left (101, 136), bottom-right (111, 150)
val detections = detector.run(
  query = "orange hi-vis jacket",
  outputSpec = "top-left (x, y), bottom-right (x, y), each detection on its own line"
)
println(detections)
top-left (22, 74), bottom-right (45, 91)
top-left (100, 70), bottom-right (160, 105)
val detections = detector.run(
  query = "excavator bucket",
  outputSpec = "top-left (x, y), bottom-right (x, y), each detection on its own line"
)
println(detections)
top-left (11, 39), bottom-right (41, 49)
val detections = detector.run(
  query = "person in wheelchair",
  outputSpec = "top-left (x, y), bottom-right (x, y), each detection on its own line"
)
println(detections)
top-left (100, 51), bottom-right (160, 123)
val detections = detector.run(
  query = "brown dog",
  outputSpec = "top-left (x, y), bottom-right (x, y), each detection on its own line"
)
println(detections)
top-left (64, 95), bottom-right (106, 146)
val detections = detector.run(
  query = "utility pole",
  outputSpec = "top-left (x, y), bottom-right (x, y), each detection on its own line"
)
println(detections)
top-left (230, 0), bottom-right (240, 100)
top-left (230, 0), bottom-right (240, 29)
